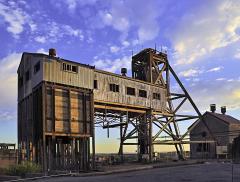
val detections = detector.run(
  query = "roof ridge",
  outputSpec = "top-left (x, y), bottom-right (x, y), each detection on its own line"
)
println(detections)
top-left (206, 111), bottom-right (240, 125)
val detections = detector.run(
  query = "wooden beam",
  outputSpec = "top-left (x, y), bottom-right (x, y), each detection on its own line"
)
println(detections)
top-left (94, 104), bottom-right (146, 113)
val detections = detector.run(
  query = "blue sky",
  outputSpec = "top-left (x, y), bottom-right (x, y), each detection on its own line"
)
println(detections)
top-left (0, 0), bottom-right (240, 152)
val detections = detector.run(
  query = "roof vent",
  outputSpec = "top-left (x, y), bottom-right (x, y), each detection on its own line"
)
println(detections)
top-left (210, 104), bottom-right (216, 113)
top-left (121, 68), bottom-right (127, 76)
top-left (49, 48), bottom-right (56, 57)
top-left (221, 106), bottom-right (226, 115)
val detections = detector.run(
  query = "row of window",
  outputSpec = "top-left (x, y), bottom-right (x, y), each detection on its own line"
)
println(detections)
top-left (94, 80), bottom-right (161, 100)
top-left (62, 63), bottom-right (78, 73)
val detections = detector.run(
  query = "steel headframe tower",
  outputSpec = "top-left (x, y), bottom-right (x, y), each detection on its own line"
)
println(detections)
top-left (132, 48), bottom-right (204, 160)
top-left (94, 48), bottom-right (204, 161)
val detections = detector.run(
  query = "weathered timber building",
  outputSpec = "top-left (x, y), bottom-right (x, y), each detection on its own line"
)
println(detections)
top-left (18, 48), bottom-right (204, 172)
top-left (0, 143), bottom-right (17, 169)
top-left (189, 105), bottom-right (240, 159)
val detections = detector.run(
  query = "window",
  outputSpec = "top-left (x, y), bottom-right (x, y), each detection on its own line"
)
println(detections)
top-left (109, 83), bottom-right (119, 92)
top-left (67, 64), bottom-right (71, 71)
top-left (34, 61), bottom-right (40, 74)
top-left (25, 70), bottom-right (30, 81)
top-left (196, 143), bottom-right (210, 152)
top-left (127, 87), bottom-right (135, 96)
top-left (139, 90), bottom-right (147, 98)
top-left (63, 63), bottom-right (67, 70)
top-left (153, 93), bottom-right (161, 100)
top-left (62, 63), bottom-right (78, 73)
top-left (94, 80), bottom-right (98, 89)
top-left (18, 76), bottom-right (23, 88)
top-left (72, 65), bottom-right (77, 72)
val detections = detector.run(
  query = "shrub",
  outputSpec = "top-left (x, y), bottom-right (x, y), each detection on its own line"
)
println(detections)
top-left (6, 161), bottom-right (41, 177)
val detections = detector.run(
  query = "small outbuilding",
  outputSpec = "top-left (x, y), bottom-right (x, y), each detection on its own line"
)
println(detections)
top-left (189, 105), bottom-right (240, 159)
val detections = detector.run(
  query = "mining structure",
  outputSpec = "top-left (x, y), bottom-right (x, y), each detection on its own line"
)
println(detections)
top-left (17, 48), bottom-right (203, 172)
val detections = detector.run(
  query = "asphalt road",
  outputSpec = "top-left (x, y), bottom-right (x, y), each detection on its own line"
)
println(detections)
top-left (36, 163), bottom-right (240, 182)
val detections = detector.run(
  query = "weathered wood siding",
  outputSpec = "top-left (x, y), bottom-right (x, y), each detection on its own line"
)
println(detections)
top-left (93, 70), bottom-right (167, 111)
top-left (45, 86), bottom-right (92, 136)
top-left (18, 54), bottom-right (43, 101)
top-left (189, 113), bottom-right (240, 159)
top-left (43, 59), bottom-right (94, 90)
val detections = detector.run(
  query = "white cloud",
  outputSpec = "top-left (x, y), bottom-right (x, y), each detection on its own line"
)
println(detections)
top-left (98, 0), bottom-right (161, 43)
top-left (0, 52), bottom-right (21, 121)
top-left (171, 1), bottom-right (240, 64)
top-left (36, 48), bottom-right (48, 54)
top-left (34, 21), bottom-right (84, 43)
top-left (100, 11), bottom-right (130, 33)
top-left (56, 0), bottom-right (98, 13)
top-left (0, 1), bottom-right (37, 38)
top-left (0, 2), bottom-right (27, 37)
top-left (0, 110), bottom-right (17, 122)
top-left (207, 66), bottom-right (223, 72)
top-left (234, 49), bottom-right (240, 59)
top-left (179, 69), bottom-right (201, 77)
top-left (63, 25), bottom-right (84, 40)
top-left (110, 46), bottom-right (120, 53)
top-left (216, 78), bottom-right (226, 81)
top-left (122, 40), bottom-right (130, 47)
top-left (34, 36), bottom-right (46, 43)
top-left (93, 56), bottom-right (131, 73)
top-left (189, 80), bottom-right (240, 113)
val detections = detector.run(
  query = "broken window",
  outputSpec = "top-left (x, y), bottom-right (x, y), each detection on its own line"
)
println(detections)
top-left (62, 62), bottom-right (78, 73)
top-left (72, 65), bottom-right (77, 72)
top-left (153, 93), bottom-right (161, 100)
top-left (109, 83), bottom-right (119, 92)
top-left (34, 61), bottom-right (40, 74)
top-left (127, 87), bottom-right (135, 96)
top-left (94, 80), bottom-right (98, 89)
top-left (139, 89), bottom-right (147, 98)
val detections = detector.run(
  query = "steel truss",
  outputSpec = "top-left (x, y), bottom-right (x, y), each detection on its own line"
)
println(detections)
top-left (94, 48), bottom-right (207, 161)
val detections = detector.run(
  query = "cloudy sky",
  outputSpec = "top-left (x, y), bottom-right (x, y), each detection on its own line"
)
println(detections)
top-left (0, 0), bottom-right (240, 152)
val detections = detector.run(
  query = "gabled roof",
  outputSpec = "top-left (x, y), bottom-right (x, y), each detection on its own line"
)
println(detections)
top-left (188, 111), bottom-right (240, 131)
top-left (206, 111), bottom-right (240, 125)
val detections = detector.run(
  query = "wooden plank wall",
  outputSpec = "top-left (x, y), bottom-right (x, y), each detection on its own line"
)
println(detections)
top-left (43, 60), bottom-right (94, 90)
top-left (45, 85), bottom-right (92, 136)
top-left (94, 71), bottom-right (167, 111)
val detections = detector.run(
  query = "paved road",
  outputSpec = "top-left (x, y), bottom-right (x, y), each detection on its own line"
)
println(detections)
top-left (37, 163), bottom-right (240, 182)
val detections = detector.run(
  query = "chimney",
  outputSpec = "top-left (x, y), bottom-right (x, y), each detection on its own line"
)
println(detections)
top-left (49, 48), bottom-right (56, 57)
top-left (121, 68), bottom-right (127, 76)
top-left (210, 104), bottom-right (216, 113)
top-left (221, 106), bottom-right (226, 115)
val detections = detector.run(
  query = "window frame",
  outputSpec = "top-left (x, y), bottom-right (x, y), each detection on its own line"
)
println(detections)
top-left (94, 80), bottom-right (98, 89)
top-left (62, 62), bottom-right (78, 73)
top-left (139, 89), bottom-right (147, 98)
top-left (153, 93), bottom-right (161, 100)
top-left (126, 87), bottom-right (135, 96)
top-left (34, 61), bottom-right (40, 74)
top-left (109, 83), bottom-right (119, 92)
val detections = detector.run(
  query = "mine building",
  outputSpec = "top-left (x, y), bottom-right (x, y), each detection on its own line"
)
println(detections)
top-left (189, 104), bottom-right (240, 159)
top-left (0, 143), bottom-right (17, 169)
top-left (18, 48), bottom-right (204, 172)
